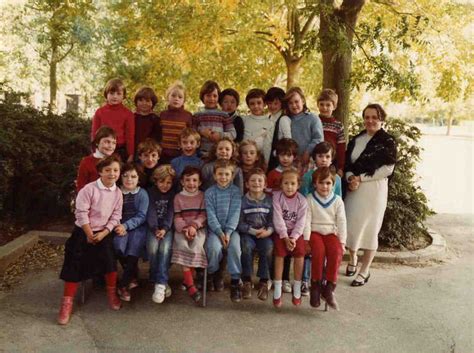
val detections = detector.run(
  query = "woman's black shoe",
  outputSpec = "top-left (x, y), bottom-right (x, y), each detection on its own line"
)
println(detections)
top-left (351, 273), bottom-right (370, 287)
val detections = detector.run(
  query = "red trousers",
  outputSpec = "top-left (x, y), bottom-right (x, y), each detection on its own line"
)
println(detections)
top-left (309, 232), bottom-right (342, 283)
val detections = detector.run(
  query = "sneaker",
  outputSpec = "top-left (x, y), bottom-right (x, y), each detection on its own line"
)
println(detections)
top-left (152, 284), bottom-right (166, 304)
top-left (128, 278), bottom-right (139, 290)
top-left (214, 275), bottom-right (224, 292)
top-left (165, 284), bottom-right (172, 298)
top-left (282, 280), bottom-right (292, 293)
top-left (257, 282), bottom-right (269, 301)
top-left (230, 284), bottom-right (242, 303)
top-left (242, 281), bottom-right (253, 299)
top-left (117, 287), bottom-right (131, 302)
top-left (301, 281), bottom-right (310, 297)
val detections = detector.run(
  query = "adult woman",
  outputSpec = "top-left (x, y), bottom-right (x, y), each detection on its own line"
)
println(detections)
top-left (344, 104), bottom-right (397, 286)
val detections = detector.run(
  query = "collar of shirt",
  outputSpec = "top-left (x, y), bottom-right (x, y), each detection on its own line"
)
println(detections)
top-left (93, 150), bottom-right (106, 158)
top-left (97, 178), bottom-right (117, 191)
top-left (121, 186), bottom-right (140, 195)
top-left (245, 192), bottom-right (266, 201)
top-left (181, 189), bottom-right (200, 197)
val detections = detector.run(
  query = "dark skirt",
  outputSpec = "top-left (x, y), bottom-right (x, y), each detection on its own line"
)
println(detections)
top-left (60, 226), bottom-right (117, 282)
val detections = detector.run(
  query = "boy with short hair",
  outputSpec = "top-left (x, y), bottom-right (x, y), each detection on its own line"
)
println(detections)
top-left (137, 138), bottom-right (162, 188)
top-left (171, 128), bottom-right (203, 179)
top-left (243, 88), bottom-right (274, 163)
top-left (193, 80), bottom-right (236, 157)
top-left (91, 78), bottom-right (135, 162)
top-left (238, 168), bottom-right (274, 301)
top-left (204, 159), bottom-right (243, 302)
top-left (219, 88), bottom-right (244, 143)
top-left (266, 138), bottom-right (298, 193)
top-left (265, 87), bottom-right (292, 171)
top-left (317, 88), bottom-right (346, 176)
top-left (133, 86), bottom-right (162, 155)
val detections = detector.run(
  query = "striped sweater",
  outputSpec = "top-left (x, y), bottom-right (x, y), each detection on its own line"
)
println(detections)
top-left (238, 193), bottom-right (274, 236)
top-left (204, 183), bottom-right (242, 236)
top-left (320, 116), bottom-right (346, 170)
top-left (173, 190), bottom-right (207, 232)
top-left (159, 107), bottom-right (193, 160)
top-left (193, 108), bottom-right (236, 154)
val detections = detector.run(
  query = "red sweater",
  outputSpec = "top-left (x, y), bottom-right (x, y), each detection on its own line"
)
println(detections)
top-left (91, 103), bottom-right (135, 157)
top-left (76, 155), bottom-right (100, 192)
top-left (266, 167), bottom-right (283, 193)
top-left (159, 106), bottom-right (192, 160)
top-left (135, 112), bottom-right (162, 148)
top-left (320, 116), bottom-right (346, 171)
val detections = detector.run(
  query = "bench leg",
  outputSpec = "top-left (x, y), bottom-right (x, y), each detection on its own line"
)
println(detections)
top-left (202, 267), bottom-right (207, 307)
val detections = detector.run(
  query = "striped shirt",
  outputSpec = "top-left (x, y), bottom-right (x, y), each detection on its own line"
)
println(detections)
top-left (193, 108), bottom-right (236, 154)
top-left (159, 107), bottom-right (193, 159)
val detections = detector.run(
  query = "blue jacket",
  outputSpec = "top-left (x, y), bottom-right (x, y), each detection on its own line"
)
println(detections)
top-left (238, 193), bottom-right (274, 236)
top-left (205, 183), bottom-right (242, 236)
top-left (290, 112), bottom-right (323, 155)
top-left (146, 186), bottom-right (175, 232)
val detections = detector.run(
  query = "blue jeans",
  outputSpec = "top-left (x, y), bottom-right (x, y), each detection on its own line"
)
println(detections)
top-left (241, 234), bottom-right (273, 280)
top-left (206, 231), bottom-right (241, 280)
top-left (303, 255), bottom-right (311, 282)
top-left (147, 229), bottom-right (173, 284)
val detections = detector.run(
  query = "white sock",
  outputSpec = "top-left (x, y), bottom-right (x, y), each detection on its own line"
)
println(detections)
top-left (293, 280), bottom-right (302, 298)
top-left (273, 280), bottom-right (282, 299)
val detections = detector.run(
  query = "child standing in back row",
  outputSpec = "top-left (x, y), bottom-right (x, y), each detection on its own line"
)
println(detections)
top-left (285, 87), bottom-right (323, 171)
top-left (133, 86), bottom-right (162, 156)
top-left (317, 89), bottom-right (346, 176)
top-left (91, 78), bottom-right (135, 162)
top-left (160, 81), bottom-right (193, 164)
top-left (193, 80), bottom-right (236, 157)
top-left (58, 156), bottom-right (123, 325)
top-left (219, 88), bottom-right (244, 143)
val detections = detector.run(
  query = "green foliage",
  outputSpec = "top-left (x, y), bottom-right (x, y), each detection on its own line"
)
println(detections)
top-left (0, 87), bottom-right (90, 224)
top-left (348, 116), bottom-right (434, 248)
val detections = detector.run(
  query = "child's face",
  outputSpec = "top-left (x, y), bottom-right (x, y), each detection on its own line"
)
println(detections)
top-left (287, 93), bottom-right (304, 115)
top-left (216, 140), bottom-right (233, 160)
top-left (106, 89), bottom-right (124, 105)
top-left (248, 97), bottom-right (265, 116)
top-left (136, 98), bottom-right (153, 115)
top-left (181, 173), bottom-right (201, 193)
top-left (97, 136), bottom-right (117, 156)
top-left (246, 174), bottom-right (266, 194)
top-left (156, 176), bottom-right (173, 193)
top-left (203, 89), bottom-right (219, 109)
top-left (214, 167), bottom-right (234, 188)
top-left (281, 174), bottom-right (299, 197)
top-left (121, 169), bottom-right (139, 191)
top-left (139, 151), bottom-right (160, 169)
top-left (267, 99), bottom-right (282, 114)
top-left (220, 95), bottom-right (237, 113)
top-left (278, 153), bottom-right (294, 168)
top-left (168, 89), bottom-right (185, 109)
top-left (315, 152), bottom-right (332, 168)
top-left (180, 136), bottom-right (199, 156)
top-left (314, 176), bottom-right (334, 198)
top-left (318, 100), bottom-right (336, 118)
top-left (99, 161), bottom-right (121, 188)
top-left (240, 144), bottom-right (258, 167)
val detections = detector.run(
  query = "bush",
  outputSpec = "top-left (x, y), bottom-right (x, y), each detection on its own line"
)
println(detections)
top-left (0, 93), bottom-right (90, 224)
top-left (347, 116), bottom-right (434, 248)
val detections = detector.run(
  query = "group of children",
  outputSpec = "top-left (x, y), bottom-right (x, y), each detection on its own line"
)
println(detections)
top-left (57, 78), bottom-right (348, 325)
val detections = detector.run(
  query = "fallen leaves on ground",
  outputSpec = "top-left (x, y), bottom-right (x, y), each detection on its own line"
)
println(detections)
top-left (0, 241), bottom-right (64, 291)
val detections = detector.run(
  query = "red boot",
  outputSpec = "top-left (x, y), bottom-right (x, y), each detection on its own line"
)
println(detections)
top-left (57, 296), bottom-right (74, 325)
top-left (106, 286), bottom-right (122, 310)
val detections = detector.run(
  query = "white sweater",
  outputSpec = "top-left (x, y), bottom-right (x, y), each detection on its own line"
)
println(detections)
top-left (243, 114), bottom-right (274, 162)
top-left (304, 191), bottom-right (347, 244)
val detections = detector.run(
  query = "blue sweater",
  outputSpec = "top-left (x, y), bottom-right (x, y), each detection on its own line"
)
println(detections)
top-left (300, 168), bottom-right (342, 197)
top-left (201, 160), bottom-right (244, 193)
top-left (290, 112), bottom-right (323, 155)
top-left (146, 186), bottom-right (175, 232)
top-left (122, 187), bottom-right (149, 231)
top-left (238, 193), bottom-right (274, 236)
top-left (205, 183), bottom-right (242, 236)
top-left (171, 154), bottom-right (204, 178)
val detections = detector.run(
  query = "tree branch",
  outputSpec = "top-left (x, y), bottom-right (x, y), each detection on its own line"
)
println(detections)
top-left (57, 42), bottom-right (75, 63)
top-left (371, 0), bottom-right (420, 17)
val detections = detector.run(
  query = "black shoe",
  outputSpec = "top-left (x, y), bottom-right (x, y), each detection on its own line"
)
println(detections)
top-left (310, 280), bottom-right (322, 308)
top-left (351, 273), bottom-right (370, 287)
top-left (345, 262), bottom-right (358, 277)
top-left (214, 274), bottom-right (224, 292)
top-left (230, 284), bottom-right (242, 302)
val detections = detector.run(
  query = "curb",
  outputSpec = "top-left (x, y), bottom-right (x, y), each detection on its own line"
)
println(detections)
top-left (0, 228), bottom-right (447, 273)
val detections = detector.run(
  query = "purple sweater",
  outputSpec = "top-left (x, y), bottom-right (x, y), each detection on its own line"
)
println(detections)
top-left (272, 190), bottom-right (308, 240)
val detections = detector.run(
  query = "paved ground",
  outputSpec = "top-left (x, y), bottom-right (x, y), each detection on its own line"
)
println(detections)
top-left (0, 213), bottom-right (472, 353)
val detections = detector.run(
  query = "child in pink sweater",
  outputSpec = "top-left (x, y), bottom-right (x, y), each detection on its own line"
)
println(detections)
top-left (272, 168), bottom-right (308, 308)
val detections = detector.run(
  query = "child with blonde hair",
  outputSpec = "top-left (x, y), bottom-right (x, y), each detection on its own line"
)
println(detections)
top-left (238, 140), bottom-right (266, 192)
top-left (160, 81), bottom-right (193, 164)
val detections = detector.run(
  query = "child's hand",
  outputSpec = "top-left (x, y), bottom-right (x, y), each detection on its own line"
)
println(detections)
top-left (155, 229), bottom-right (166, 239)
top-left (92, 230), bottom-right (108, 243)
top-left (305, 240), bottom-right (312, 255)
top-left (127, 155), bottom-right (134, 163)
top-left (114, 224), bottom-right (127, 236)
top-left (254, 228), bottom-right (265, 238)
top-left (220, 233), bottom-right (230, 249)
top-left (337, 169), bottom-right (344, 178)
top-left (284, 237), bottom-right (295, 251)
top-left (259, 228), bottom-right (273, 238)
top-left (187, 225), bottom-right (197, 238)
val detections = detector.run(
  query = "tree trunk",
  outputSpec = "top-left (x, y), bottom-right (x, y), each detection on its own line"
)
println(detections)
top-left (319, 0), bottom-right (365, 131)
top-left (49, 39), bottom-right (59, 112)
top-left (446, 106), bottom-right (454, 136)
top-left (286, 57), bottom-right (302, 90)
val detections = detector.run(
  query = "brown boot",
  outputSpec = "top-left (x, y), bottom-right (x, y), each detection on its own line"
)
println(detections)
top-left (322, 282), bottom-right (339, 311)
top-left (57, 296), bottom-right (74, 325)
top-left (106, 286), bottom-right (122, 310)
top-left (310, 280), bottom-right (322, 308)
